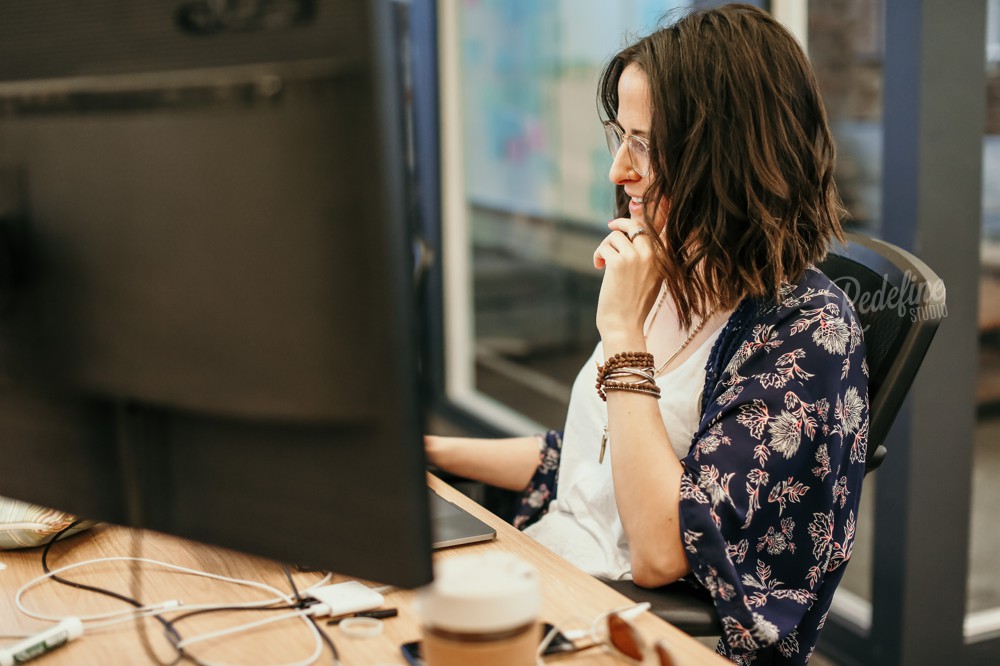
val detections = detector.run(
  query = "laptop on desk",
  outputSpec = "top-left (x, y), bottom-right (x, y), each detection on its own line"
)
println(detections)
top-left (429, 488), bottom-right (496, 549)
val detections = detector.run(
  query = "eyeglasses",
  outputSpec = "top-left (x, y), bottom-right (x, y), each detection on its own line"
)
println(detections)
top-left (603, 121), bottom-right (652, 177)
top-left (539, 602), bottom-right (676, 665)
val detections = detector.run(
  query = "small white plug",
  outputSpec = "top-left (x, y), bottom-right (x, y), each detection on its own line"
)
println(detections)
top-left (306, 603), bottom-right (332, 617)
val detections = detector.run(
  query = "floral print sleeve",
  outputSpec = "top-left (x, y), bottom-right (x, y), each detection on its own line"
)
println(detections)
top-left (679, 268), bottom-right (869, 665)
top-left (512, 430), bottom-right (562, 530)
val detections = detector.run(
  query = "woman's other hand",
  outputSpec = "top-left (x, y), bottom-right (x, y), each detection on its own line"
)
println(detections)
top-left (423, 435), bottom-right (543, 492)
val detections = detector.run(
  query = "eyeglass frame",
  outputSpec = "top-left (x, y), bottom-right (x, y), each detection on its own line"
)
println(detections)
top-left (537, 602), bottom-right (676, 665)
top-left (603, 120), bottom-right (653, 178)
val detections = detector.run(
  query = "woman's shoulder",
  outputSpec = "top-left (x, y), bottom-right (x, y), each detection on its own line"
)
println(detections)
top-left (701, 266), bottom-right (867, 417)
top-left (762, 266), bottom-right (860, 327)
top-left (715, 267), bottom-right (862, 356)
top-left (709, 267), bottom-right (866, 393)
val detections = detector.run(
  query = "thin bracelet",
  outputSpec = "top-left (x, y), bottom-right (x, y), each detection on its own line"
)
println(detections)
top-left (604, 368), bottom-right (656, 383)
top-left (602, 381), bottom-right (661, 400)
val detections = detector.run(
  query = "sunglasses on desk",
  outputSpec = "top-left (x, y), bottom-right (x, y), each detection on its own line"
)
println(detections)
top-left (539, 602), bottom-right (676, 665)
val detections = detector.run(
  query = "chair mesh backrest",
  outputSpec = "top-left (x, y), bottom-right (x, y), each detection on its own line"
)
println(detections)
top-left (818, 233), bottom-right (945, 473)
top-left (819, 254), bottom-right (904, 405)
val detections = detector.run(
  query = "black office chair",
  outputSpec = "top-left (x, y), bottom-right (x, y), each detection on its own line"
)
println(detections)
top-left (602, 231), bottom-right (947, 635)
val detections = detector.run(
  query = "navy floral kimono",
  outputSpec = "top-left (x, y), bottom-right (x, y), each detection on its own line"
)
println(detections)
top-left (515, 267), bottom-right (869, 665)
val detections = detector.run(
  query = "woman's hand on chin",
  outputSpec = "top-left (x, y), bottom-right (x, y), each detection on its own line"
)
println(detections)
top-left (593, 218), bottom-right (661, 345)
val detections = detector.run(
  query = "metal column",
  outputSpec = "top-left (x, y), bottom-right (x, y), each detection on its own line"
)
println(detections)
top-left (821, 1), bottom-right (993, 663)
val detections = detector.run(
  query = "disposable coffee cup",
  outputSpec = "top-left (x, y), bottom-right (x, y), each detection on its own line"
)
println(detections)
top-left (415, 552), bottom-right (541, 666)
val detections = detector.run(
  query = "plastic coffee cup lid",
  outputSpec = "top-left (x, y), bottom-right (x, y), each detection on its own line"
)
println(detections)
top-left (416, 552), bottom-right (540, 633)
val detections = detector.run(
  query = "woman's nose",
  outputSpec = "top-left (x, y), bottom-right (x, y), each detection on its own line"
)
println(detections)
top-left (608, 144), bottom-right (637, 185)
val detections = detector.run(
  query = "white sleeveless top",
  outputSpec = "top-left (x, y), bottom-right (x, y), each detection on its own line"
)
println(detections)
top-left (523, 329), bottom-right (721, 580)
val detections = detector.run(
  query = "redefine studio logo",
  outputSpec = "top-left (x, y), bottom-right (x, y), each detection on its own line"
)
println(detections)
top-left (834, 271), bottom-right (948, 327)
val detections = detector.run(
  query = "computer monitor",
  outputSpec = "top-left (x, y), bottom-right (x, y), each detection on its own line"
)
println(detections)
top-left (0, 1), bottom-right (433, 588)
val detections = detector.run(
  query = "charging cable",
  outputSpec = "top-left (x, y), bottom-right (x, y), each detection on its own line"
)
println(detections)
top-left (16, 556), bottom-right (325, 624)
top-left (13, 555), bottom-right (336, 666)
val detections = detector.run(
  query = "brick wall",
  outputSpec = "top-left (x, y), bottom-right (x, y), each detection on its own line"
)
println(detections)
top-left (808, 0), bottom-right (882, 123)
top-left (808, 0), bottom-right (999, 133)
top-left (988, 65), bottom-right (1000, 134)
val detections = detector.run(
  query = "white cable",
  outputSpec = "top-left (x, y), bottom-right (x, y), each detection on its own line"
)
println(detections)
top-left (13, 555), bottom-right (335, 666)
top-left (15, 556), bottom-right (305, 623)
top-left (81, 600), bottom-right (188, 630)
top-left (302, 573), bottom-right (334, 592)
top-left (151, 569), bottom-right (332, 621)
top-left (82, 588), bottom-right (330, 666)
top-left (175, 608), bottom-right (330, 666)
top-left (177, 608), bottom-right (311, 649)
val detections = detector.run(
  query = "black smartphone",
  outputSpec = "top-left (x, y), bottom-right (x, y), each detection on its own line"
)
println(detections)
top-left (400, 623), bottom-right (576, 665)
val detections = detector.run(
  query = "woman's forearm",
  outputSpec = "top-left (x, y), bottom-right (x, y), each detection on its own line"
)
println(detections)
top-left (424, 435), bottom-right (541, 491)
top-left (604, 391), bottom-right (689, 587)
top-left (600, 333), bottom-right (690, 587)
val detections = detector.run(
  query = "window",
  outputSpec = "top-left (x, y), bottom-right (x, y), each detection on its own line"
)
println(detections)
top-left (437, 0), bottom-right (690, 433)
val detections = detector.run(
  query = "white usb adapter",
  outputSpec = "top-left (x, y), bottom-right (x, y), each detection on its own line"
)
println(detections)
top-left (306, 581), bottom-right (384, 617)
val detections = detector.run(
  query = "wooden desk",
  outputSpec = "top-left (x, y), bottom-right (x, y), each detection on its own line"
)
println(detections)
top-left (1, 476), bottom-right (727, 665)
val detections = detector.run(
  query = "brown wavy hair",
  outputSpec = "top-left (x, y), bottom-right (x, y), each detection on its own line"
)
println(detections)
top-left (598, 3), bottom-right (845, 328)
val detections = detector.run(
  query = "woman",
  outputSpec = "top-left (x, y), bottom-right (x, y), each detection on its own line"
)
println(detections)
top-left (426, 5), bottom-right (867, 664)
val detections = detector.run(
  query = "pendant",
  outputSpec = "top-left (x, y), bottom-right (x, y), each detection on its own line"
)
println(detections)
top-left (599, 426), bottom-right (608, 464)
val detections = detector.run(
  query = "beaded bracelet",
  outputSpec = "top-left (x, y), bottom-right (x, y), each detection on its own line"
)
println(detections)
top-left (598, 351), bottom-right (653, 374)
top-left (596, 351), bottom-right (661, 401)
top-left (596, 352), bottom-right (660, 402)
top-left (604, 380), bottom-right (661, 396)
top-left (596, 352), bottom-right (654, 385)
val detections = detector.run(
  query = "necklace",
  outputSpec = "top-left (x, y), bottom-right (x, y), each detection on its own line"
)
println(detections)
top-left (653, 313), bottom-right (711, 375)
top-left (599, 288), bottom-right (713, 463)
top-left (644, 286), bottom-right (713, 376)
